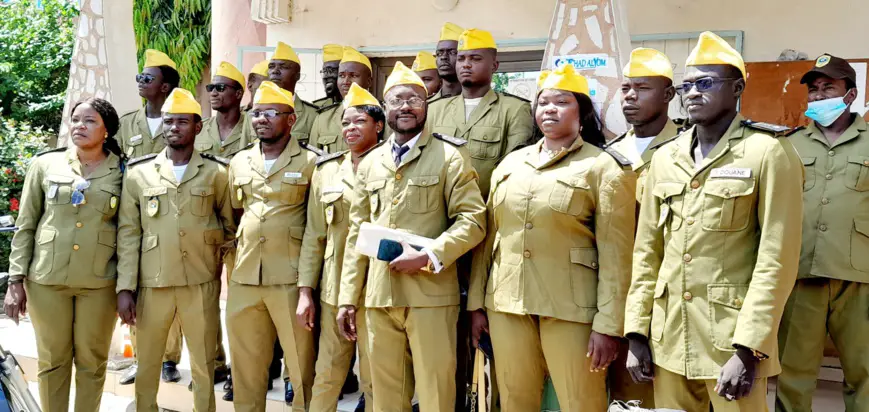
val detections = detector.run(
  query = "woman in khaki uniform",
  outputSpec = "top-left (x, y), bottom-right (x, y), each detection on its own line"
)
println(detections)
top-left (4, 98), bottom-right (125, 412)
top-left (468, 65), bottom-right (637, 411)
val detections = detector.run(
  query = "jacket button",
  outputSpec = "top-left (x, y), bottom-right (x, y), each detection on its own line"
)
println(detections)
top-left (259, 237), bottom-right (266, 243)
top-left (179, 231), bottom-right (185, 237)
top-left (263, 196), bottom-right (269, 202)
top-left (392, 198), bottom-right (399, 205)
top-left (733, 298), bottom-right (743, 307)
top-left (819, 224), bottom-right (827, 232)
top-left (690, 180), bottom-right (700, 189)
top-left (73, 244), bottom-right (80, 251)
top-left (525, 223), bottom-right (533, 230)
top-left (683, 253), bottom-right (692, 263)
top-left (821, 198), bottom-right (830, 205)
top-left (523, 250), bottom-right (531, 258)
top-left (826, 174), bottom-right (833, 180)
top-left (75, 222), bottom-right (83, 228)
top-left (182, 251), bottom-right (188, 257)
top-left (396, 173), bottom-right (402, 180)
top-left (828, 150), bottom-right (835, 157)
top-left (260, 217), bottom-right (266, 222)
top-left (591, 261), bottom-right (598, 269)
top-left (265, 178), bottom-right (270, 184)
top-left (220, 147), bottom-right (225, 152)
top-left (864, 160), bottom-right (869, 167)
top-left (686, 217), bottom-right (695, 225)
top-left (683, 292), bottom-right (693, 301)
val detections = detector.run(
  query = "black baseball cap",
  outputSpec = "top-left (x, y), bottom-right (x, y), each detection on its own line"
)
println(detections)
top-left (800, 54), bottom-right (857, 85)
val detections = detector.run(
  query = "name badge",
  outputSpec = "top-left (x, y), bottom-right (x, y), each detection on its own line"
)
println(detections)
top-left (710, 167), bottom-right (752, 179)
top-left (130, 134), bottom-right (143, 143)
top-left (284, 172), bottom-right (302, 179)
top-left (324, 186), bottom-right (343, 194)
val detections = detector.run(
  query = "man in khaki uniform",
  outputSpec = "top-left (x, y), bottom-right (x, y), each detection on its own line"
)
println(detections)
top-left (118, 49), bottom-right (178, 159)
top-left (226, 81), bottom-right (319, 412)
top-left (413, 52), bottom-right (442, 99)
top-left (426, 28), bottom-right (534, 196)
top-left (195, 61), bottom-right (256, 157)
top-left (116, 88), bottom-right (236, 412)
top-left (245, 61), bottom-right (270, 112)
top-left (312, 44), bottom-right (344, 108)
top-left (298, 83), bottom-right (384, 412)
top-left (431, 22), bottom-right (464, 103)
top-left (269, 41), bottom-right (319, 145)
top-left (309, 47), bottom-right (373, 154)
top-left (623, 32), bottom-right (804, 412)
top-left (336, 62), bottom-right (486, 412)
top-left (776, 55), bottom-right (869, 412)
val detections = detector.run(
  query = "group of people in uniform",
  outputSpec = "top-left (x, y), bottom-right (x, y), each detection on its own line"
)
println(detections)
top-left (2, 18), bottom-right (868, 412)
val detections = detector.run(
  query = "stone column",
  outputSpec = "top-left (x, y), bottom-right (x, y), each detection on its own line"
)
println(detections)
top-left (543, 0), bottom-right (632, 138)
top-left (58, 0), bottom-right (139, 147)
top-left (211, 0), bottom-right (267, 106)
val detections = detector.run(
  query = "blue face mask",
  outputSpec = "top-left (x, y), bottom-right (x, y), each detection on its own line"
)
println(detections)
top-left (805, 96), bottom-right (848, 127)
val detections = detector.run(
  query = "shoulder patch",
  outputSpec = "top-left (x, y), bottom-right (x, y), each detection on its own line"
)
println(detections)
top-left (603, 147), bottom-right (632, 167)
top-left (500, 91), bottom-right (531, 103)
top-left (316, 150), bottom-right (348, 166)
top-left (432, 133), bottom-right (468, 147)
top-left (784, 126), bottom-right (806, 137)
top-left (127, 153), bottom-right (158, 166)
top-left (36, 147), bottom-right (67, 157)
top-left (300, 141), bottom-right (326, 156)
top-left (201, 153), bottom-right (230, 166)
top-left (316, 102), bottom-right (340, 114)
top-left (741, 120), bottom-right (793, 136)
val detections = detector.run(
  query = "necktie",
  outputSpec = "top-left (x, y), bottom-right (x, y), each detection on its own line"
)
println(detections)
top-left (393, 144), bottom-right (410, 166)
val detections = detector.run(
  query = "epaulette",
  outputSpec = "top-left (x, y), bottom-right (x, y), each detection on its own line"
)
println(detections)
top-left (360, 140), bottom-right (386, 157)
top-left (120, 108), bottom-right (139, 118)
top-left (300, 141), bottom-right (326, 156)
top-left (741, 120), bottom-right (792, 136)
top-left (784, 126), bottom-right (806, 137)
top-left (432, 133), bottom-right (468, 147)
top-left (312, 97), bottom-right (331, 107)
top-left (298, 99), bottom-right (319, 110)
top-left (647, 133), bottom-right (681, 152)
top-left (673, 118), bottom-right (689, 133)
top-left (316, 150), bottom-right (348, 166)
top-left (316, 102), bottom-right (340, 114)
top-left (201, 153), bottom-right (230, 166)
top-left (500, 91), bottom-right (531, 103)
top-left (603, 147), bottom-right (632, 167)
top-left (243, 141), bottom-right (256, 150)
top-left (127, 153), bottom-right (158, 166)
top-left (36, 147), bottom-right (67, 157)
top-left (604, 132), bottom-right (628, 148)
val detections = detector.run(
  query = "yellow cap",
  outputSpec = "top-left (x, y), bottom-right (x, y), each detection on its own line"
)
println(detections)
top-left (439, 22), bottom-right (464, 42)
top-left (272, 41), bottom-right (300, 64)
top-left (458, 29), bottom-right (497, 51)
top-left (685, 31), bottom-right (746, 79)
top-left (340, 47), bottom-right (372, 71)
top-left (343, 83), bottom-right (381, 110)
top-left (144, 49), bottom-right (176, 70)
top-left (250, 60), bottom-right (269, 77)
top-left (384, 62), bottom-right (427, 94)
top-left (161, 88), bottom-right (202, 116)
top-left (215, 61), bottom-right (246, 89)
top-left (253, 81), bottom-right (295, 108)
top-left (323, 44), bottom-right (343, 63)
top-left (412, 52), bottom-right (438, 72)
top-left (537, 65), bottom-right (590, 96)
top-left (623, 48), bottom-right (674, 81)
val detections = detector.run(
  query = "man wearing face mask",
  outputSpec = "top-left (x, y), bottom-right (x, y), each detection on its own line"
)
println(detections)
top-left (313, 45), bottom-right (344, 109)
top-left (309, 47), bottom-right (373, 154)
top-left (775, 55), bottom-right (869, 412)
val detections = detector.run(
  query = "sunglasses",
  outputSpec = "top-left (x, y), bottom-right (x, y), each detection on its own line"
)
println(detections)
top-left (385, 97), bottom-right (426, 109)
top-left (71, 179), bottom-right (90, 206)
top-left (206, 83), bottom-right (238, 93)
top-left (320, 67), bottom-right (338, 76)
top-left (136, 73), bottom-right (156, 85)
top-left (675, 77), bottom-right (740, 95)
top-left (249, 109), bottom-right (293, 119)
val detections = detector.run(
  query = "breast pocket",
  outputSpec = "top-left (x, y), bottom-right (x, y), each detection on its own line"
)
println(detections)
top-left (548, 174), bottom-right (590, 216)
top-left (141, 187), bottom-right (169, 217)
top-left (321, 192), bottom-right (344, 225)
top-left (190, 186), bottom-right (215, 217)
top-left (707, 284), bottom-right (748, 351)
top-left (701, 179), bottom-right (756, 232)
top-left (652, 182), bottom-right (686, 231)
top-left (317, 134), bottom-right (339, 151)
top-left (45, 175), bottom-right (74, 205)
top-left (233, 176), bottom-right (253, 207)
top-left (802, 157), bottom-right (816, 192)
top-left (407, 175), bottom-right (440, 214)
top-left (845, 156), bottom-right (869, 191)
top-left (491, 173), bottom-right (511, 209)
top-left (92, 185), bottom-right (121, 218)
top-left (468, 126), bottom-right (503, 160)
top-left (366, 180), bottom-right (387, 217)
top-left (280, 176), bottom-right (309, 205)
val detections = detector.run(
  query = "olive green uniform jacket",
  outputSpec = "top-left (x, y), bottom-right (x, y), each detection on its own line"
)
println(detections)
top-left (194, 115), bottom-right (257, 158)
top-left (118, 107), bottom-right (167, 159)
top-left (292, 96), bottom-right (319, 146)
top-left (606, 120), bottom-right (683, 203)
top-left (307, 103), bottom-right (346, 154)
top-left (624, 115), bottom-right (805, 379)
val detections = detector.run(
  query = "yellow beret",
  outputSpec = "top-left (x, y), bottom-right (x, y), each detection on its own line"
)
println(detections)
top-left (250, 60), bottom-right (269, 77)
top-left (254, 81), bottom-right (295, 108)
top-left (537, 64), bottom-right (590, 96)
top-left (458, 29), bottom-right (497, 51)
top-left (412, 52), bottom-right (438, 72)
top-left (272, 41), bottom-right (300, 64)
top-left (685, 31), bottom-right (746, 79)
top-left (161, 88), bottom-right (202, 116)
top-left (624, 48), bottom-right (674, 81)
top-left (144, 49), bottom-right (176, 70)
top-left (343, 83), bottom-right (381, 110)
top-left (323, 44), bottom-right (343, 63)
top-left (215, 61), bottom-right (246, 89)
top-left (340, 47), bottom-right (372, 71)
top-left (384, 62), bottom-right (427, 95)
top-left (439, 22), bottom-right (464, 42)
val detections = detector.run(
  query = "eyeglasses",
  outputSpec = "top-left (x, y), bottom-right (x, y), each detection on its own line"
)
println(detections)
top-left (71, 179), bottom-right (90, 206)
top-left (320, 67), bottom-right (338, 76)
top-left (136, 73), bottom-right (156, 84)
top-left (206, 83), bottom-right (237, 93)
top-left (249, 109), bottom-right (293, 119)
top-left (675, 77), bottom-right (740, 95)
top-left (435, 49), bottom-right (458, 58)
top-left (385, 97), bottom-right (426, 109)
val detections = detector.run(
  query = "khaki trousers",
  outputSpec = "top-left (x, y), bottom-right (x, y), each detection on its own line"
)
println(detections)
top-left (226, 282), bottom-right (315, 412)
top-left (608, 338), bottom-right (655, 407)
top-left (367, 306), bottom-right (458, 412)
top-left (487, 311), bottom-right (606, 412)
top-left (776, 278), bottom-right (869, 412)
top-left (26, 282), bottom-right (117, 412)
top-left (309, 304), bottom-right (372, 412)
top-left (135, 281), bottom-right (220, 412)
top-left (163, 303), bottom-right (228, 370)
top-left (654, 366), bottom-right (767, 412)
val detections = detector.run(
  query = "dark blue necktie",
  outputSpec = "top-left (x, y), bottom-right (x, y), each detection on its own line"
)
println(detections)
top-left (393, 144), bottom-right (410, 166)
